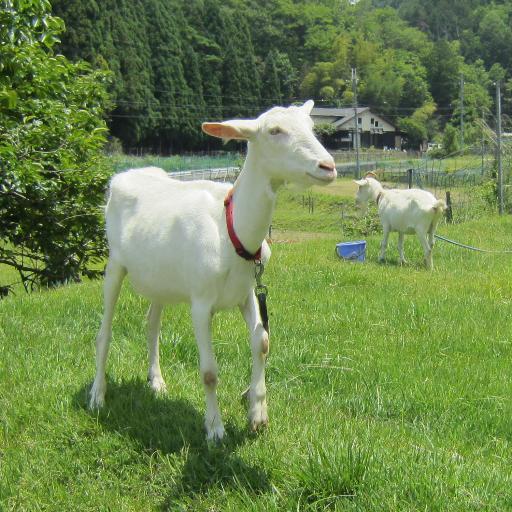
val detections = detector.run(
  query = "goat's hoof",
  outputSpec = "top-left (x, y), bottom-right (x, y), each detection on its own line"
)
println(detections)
top-left (89, 380), bottom-right (106, 409)
top-left (250, 416), bottom-right (269, 432)
top-left (148, 375), bottom-right (167, 394)
top-left (206, 423), bottom-right (225, 443)
top-left (249, 403), bottom-right (268, 432)
top-left (400, 259), bottom-right (408, 266)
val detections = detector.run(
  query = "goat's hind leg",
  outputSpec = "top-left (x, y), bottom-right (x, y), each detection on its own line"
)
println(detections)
top-left (89, 259), bottom-right (126, 409)
top-left (240, 292), bottom-right (269, 431)
top-left (147, 302), bottom-right (167, 393)
top-left (417, 231), bottom-right (433, 270)
top-left (428, 226), bottom-right (436, 250)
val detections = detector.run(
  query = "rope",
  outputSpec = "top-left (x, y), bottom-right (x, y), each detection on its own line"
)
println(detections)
top-left (434, 234), bottom-right (512, 254)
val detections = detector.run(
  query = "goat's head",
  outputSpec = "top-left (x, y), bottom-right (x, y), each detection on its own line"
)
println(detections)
top-left (202, 101), bottom-right (336, 187)
top-left (354, 178), bottom-right (371, 212)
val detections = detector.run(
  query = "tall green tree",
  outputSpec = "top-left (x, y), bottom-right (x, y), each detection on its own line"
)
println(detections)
top-left (143, 0), bottom-right (194, 152)
top-left (262, 50), bottom-right (282, 105)
top-left (424, 39), bottom-right (461, 109)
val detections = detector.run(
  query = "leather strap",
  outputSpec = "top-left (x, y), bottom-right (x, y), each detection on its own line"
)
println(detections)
top-left (224, 189), bottom-right (262, 262)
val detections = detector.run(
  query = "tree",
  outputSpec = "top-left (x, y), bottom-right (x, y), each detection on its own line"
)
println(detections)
top-left (398, 102), bottom-right (437, 149)
top-left (0, 0), bottom-right (111, 290)
top-left (424, 39), bottom-right (461, 110)
top-left (450, 60), bottom-right (492, 145)
top-left (442, 124), bottom-right (459, 156)
top-left (143, 0), bottom-right (194, 152)
top-left (262, 50), bottom-right (283, 104)
top-left (477, 6), bottom-right (512, 72)
top-left (273, 51), bottom-right (298, 102)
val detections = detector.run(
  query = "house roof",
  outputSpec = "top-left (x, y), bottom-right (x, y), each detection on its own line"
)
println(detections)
top-left (311, 106), bottom-right (371, 129)
top-left (311, 106), bottom-right (369, 120)
top-left (311, 106), bottom-right (395, 131)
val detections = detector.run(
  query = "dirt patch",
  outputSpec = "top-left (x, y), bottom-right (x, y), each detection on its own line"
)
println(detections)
top-left (312, 180), bottom-right (358, 198)
top-left (268, 229), bottom-right (336, 244)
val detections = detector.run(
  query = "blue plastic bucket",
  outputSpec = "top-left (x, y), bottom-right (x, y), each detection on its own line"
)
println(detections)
top-left (336, 240), bottom-right (366, 262)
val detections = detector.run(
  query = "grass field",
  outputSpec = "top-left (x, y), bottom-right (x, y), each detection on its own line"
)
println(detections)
top-left (2, 184), bottom-right (512, 510)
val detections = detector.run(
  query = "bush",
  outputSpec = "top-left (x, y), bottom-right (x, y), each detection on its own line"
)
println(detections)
top-left (313, 123), bottom-right (337, 146)
top-left (426, 147), bottom-right (445, 159)
top-left (442, 125), bottom-right (459, 157)
top-left (0, 0), bottom-right (112, 291)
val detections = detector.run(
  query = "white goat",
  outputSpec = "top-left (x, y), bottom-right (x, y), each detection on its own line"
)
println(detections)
top-left (89, 101), bottom-right (336, 441)
top-left (354, 175), bottom-right (446, 269)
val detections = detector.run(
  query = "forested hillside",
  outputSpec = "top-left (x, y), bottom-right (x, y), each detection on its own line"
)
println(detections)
top-left (50, 0), bottom-right (512, 152)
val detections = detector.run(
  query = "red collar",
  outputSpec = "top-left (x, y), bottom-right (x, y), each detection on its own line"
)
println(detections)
top-left (224, 188), bottom-right (262, 262)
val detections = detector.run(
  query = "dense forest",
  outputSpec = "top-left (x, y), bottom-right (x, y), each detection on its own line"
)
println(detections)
top-left (50, 0), bottom-right (512, 152)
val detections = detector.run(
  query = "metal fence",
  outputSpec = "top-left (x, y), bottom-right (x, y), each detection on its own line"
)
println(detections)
top-left (169, 166), bottom-right (240, 182)
top-left (122, 149), bottom-right (511, 223)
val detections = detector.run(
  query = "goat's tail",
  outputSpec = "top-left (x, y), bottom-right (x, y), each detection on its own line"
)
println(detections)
top-left (432, 199), bottom-right (446, 216)
top-left (428, 199), bottom-right (447, 235)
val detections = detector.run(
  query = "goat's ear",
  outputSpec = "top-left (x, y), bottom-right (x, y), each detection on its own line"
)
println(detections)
top-left (302, 100), bottom-right (315, 115)
top-left (202, 120), bottom-right (258, 141)
top-left (354, 179), bottom-right (367, 186)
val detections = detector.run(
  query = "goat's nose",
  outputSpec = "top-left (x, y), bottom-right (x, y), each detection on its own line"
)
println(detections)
top-left (318, 160), bottom-right (336, 171)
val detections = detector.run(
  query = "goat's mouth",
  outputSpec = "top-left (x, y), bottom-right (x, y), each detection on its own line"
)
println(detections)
top-left (355, 202), bottom-right (368, 215)
top-left (306, 169), bottom-right (337, 183)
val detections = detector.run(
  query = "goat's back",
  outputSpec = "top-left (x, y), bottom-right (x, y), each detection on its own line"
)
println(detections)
top-left (105, 167), bottom-right (234, 302)
top-left (380, 188), bottom-right (444, 234)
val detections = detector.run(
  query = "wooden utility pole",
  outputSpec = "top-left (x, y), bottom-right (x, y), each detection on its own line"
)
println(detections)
top-left (481, 108), bottom-right (485, 176)
top-left (460, 74), bottom-right (464, 149)
top-left (496, 81), bottom-right (504, 215)
top-left (352, 68), bottom-right (360, 179)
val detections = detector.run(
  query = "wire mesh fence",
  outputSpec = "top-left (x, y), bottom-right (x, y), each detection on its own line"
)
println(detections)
top-left (109, 148), bottom-right (511, 226)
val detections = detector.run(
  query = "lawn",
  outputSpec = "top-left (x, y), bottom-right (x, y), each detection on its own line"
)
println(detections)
top-left (1, 189), bottom-right (512, 510)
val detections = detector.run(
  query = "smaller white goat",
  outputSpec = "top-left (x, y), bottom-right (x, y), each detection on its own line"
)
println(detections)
top-left (354, 175), bottom-right (446, 269)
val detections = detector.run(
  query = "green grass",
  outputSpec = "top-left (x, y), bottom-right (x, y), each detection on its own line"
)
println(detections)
top-left (2, 203), bottom-right (512, 509)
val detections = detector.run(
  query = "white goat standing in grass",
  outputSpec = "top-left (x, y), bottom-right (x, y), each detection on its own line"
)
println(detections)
top-left (354, 175), bottom-right (446, 269)
top-left (89, 101), bottom-right (336, 441)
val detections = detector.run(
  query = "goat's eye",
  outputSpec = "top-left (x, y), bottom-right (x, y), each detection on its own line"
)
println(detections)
top-left (269, 127), bottom-right (283, 136)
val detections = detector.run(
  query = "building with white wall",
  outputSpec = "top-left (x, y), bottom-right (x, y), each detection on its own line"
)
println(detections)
top-left (311, 106), bottom-right (402, 150)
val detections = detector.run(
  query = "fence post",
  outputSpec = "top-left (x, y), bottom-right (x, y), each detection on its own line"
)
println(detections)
top-left (445, 191), bottom-right (453, 223)
top-left (407, 168), bottom-right (413, 189)
top-left (496, 80), bottom-right (504, 215)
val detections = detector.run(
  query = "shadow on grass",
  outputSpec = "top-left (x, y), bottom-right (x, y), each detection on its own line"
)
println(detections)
top-left (74, 379), bottom-right (270, 508)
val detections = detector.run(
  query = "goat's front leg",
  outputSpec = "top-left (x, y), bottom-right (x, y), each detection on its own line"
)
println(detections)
top-left (191, 301), bottom-right (224, 441)
top-left (398, 232), bottom-right (407, 265)
top-left (240, 292), bottom-right (268, 431)
top-left (147, 302), bottom-right (166, 393)
top-left (379, 225), bottom-right (390, 263)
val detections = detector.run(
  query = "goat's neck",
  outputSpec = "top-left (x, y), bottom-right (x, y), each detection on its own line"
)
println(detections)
top-left (231, 152), bottom-right (277, 254)
top-left (369, 180), bottom-right (384, 203)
